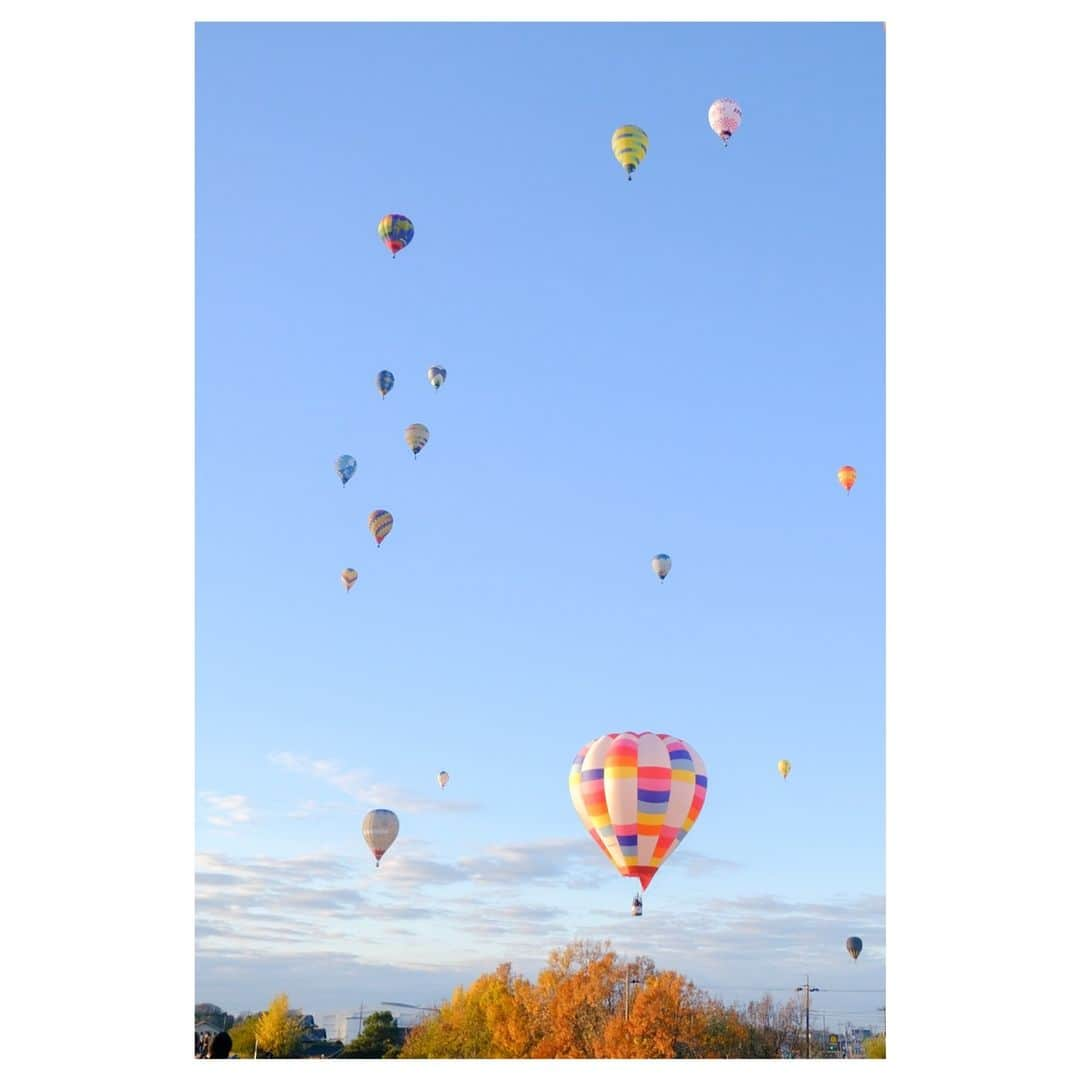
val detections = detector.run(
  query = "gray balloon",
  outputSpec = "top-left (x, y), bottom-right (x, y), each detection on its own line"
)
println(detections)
top-left (845, 936), bottom-right (863, 960)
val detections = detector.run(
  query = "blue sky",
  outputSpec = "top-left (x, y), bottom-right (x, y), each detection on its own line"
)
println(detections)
top-left (196, 21), bottom-right (884, 1030)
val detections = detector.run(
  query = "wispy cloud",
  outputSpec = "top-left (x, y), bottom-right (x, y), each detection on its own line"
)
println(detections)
top-left (201, 792), bottom-right (254, 828)
top-left (268, 752), bottom-right (482, 814)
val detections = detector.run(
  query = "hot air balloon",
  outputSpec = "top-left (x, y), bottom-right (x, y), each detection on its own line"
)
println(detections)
top-left (368, 509), bottom-right (393, 547)
top-left (708, 98), bottom-right (743, 145)
top-left (376, 370), bottom-right (395, 399)
top-left (377, 214), bottom-right (414, 258)
top-left (335, 454), bottom-right (357, 487)
top-left (404, 423), bottom-right (429, 458)
top-left (651, 554), bottom-right (672, 583)
top-left (838, 465), bottom-right (857, 493)
top-left (778, 759), bottom-right (791, 781)
top-left (569, 731), bottom-right (707, 915)
top-left (341, 568), bottom-right (358, 592)
top-left (611, 125), bottom-right (648, 180)
top-left (846, 936), bottom-right (863, 961)
top-left (427, 365), bottom-right (446, 390)
top-left (361, 808), bottom-right (399, 867)
top-left (437, 771), bottom-right (450, 790)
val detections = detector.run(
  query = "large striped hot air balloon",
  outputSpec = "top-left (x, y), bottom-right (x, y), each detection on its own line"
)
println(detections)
top-left (569, 731), bottom-right (707, 914)
top-left (611, 125), bottom-right (648, 180)
top-left (838, 465), bottom-right (857, 493)
top-left (707, 98), bottom-right (743, 145)
top-left (361, 808), bottom-right (399, 867)
top-left (377, 214), bottom-right (414, 258)
top-left (368, 509), bottom-right (393, 547)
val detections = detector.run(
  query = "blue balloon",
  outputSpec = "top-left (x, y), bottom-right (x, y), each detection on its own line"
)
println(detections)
top-left (335, 454), bottom-right (357, 486)
top-left (375, 370), bottom-right (395, 398)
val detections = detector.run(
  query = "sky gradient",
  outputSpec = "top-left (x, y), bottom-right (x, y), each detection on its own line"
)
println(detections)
top-left (196, 21), bottom-right (884, 1033)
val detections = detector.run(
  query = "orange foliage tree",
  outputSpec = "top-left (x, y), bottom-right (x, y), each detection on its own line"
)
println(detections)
top-left (400, 939), bottom-right (802, 1060)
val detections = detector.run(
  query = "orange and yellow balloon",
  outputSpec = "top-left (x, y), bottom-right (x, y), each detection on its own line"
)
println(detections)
top-left (838, 465), bottom-right (857, 493)
top-left (368, 509), bottom-right (393, 547)
top-left (778, 759), bottom-right (791, 781)
top-left (341, 568), bottom-right (358, 592)
top-left (569, 731), bottom-right (707, 905)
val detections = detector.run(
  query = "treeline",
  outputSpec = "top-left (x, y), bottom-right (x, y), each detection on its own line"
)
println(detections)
top-left (400, 939), bottom-right (804, 1059)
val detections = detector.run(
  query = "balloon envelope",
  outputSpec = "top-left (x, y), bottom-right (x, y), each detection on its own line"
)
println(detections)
top-left (838, 465), bottom-right (857, 492)
top-left (368, 509), bottom-right (393, 546)
top-left (361, 809), bottom-right (399, 866)
top-left (341, 568), bottom-right (358, 592)
top-left (846, 936), bottom-right (863, 960)
top-left (437, 771), bottom-right (450, 789)
top-left (335, 454), bottom-right (357, 486)
top-left (569, 731), bottom-right (707, 892)
top-left (378, 214), bottom-right (414, 256)
top-left (651, 554), bottom-right (672, 582)
top-left (376, 370), bottom-right (395, 398)
top-left (708, 98), bottom-right (743, 143)
top-left (427, 365), bottom-right (446, 390)
top-left (778, 759), bottom-right (791, 780)
top-left (404, 423), bottom-right (430, 456)
top-left (611, 125), bottom-right (648, 178)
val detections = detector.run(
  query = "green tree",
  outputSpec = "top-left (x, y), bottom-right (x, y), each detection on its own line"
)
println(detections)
top-left (343, 1011), bottom-right (402, 1058)
top-left (253, 993), bottom-right (305, 1058)
top-left (865, 1034), bottom-right (886, 1059)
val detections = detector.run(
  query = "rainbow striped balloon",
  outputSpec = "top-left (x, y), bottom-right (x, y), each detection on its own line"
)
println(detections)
top-left (569, 731), bottom-right (707, 892)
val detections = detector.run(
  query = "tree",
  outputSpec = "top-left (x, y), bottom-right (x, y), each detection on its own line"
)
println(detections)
top-left (195, 1003), bottom-right (235, 1031)
top-left (227, 1015), bottom-right (260, 1058)
top-left (343, 1011), bottom-right (402, 1058)
top-left (865, 1034), bottom-right (886, 1059)
top-left (253, 993), bottom-right (305, 1058)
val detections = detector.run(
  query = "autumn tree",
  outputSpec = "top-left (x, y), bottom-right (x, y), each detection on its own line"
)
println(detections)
top-left (865, 1034), bottom-right (886, 1059)
top-left (253, 993), bottom-right (305, 1058)
top-left (401, 963), bottom-right (537, 1058)
top-left (227, 1015), bottom-right (260, 1058)
top-left (529, 940), bottom-right (622, 1058)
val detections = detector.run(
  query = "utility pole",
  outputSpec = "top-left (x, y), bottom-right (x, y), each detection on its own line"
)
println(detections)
top-left (624, 963), bottom-right (641, 1022)
top-left (794, 977), bottom-right (819, 1059)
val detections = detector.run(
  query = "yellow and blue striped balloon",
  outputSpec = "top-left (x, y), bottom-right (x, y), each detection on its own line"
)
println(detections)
top-left (611, 125), bottom-right (648, 180)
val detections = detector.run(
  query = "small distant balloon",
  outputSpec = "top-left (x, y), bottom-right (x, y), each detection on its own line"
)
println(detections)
top-left (651, 554), bottom-right (672, 583)
top-left (437, 771), bottom-right (450, 790)
top-left (361, 808), bottom-right (400, 867)
top-left (376, 371), bottom-right (395, 399)
top-left (837, 465), bottom-right (857, 493)
top-left (404, 423), bottom-right (430, 458)
top-left (335, 454), bottom-right (357, 486)
top-left (368, 509), bottom-right (393, 547)
top-left (846, 936), bottom-right (863, 961)
top-left (341, 568), bottom-right (358, 592)
top-left (708, 98), bottom-right (743, 145)
top-left (427, 366), bottom-right (446, 390)
top-left (378, 214), bottom-right (414, 258)
top-left (611, 125), bottom-right (648, 180)
top-left (778, 759), bottom-right (791, 781)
